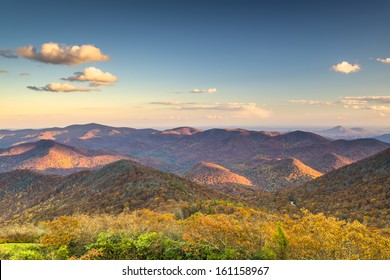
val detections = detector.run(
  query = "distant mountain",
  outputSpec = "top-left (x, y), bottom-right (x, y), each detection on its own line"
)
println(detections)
top-left (375, 133), bottom-right (390, 143)
top-left (233, 157), bottom-right (322, 191)
top-left (184, 161), bottom-right (252, 187)
top-left (0, 160), bottom-right (225, 223)
top-left (283, 148), bottom-right (390, 228)
top-left (0, 140), bottom-right (127, 175)
top-left (317, 126), bottom-right (379, 139)
top-left (271, 130), bottom-right (329, 148)
top-left (0, 123), bottom-right (157, 150)
top-left (1, 124), bottom-right (389, 177)
top-left (161, 127), bottom-right (203, 135)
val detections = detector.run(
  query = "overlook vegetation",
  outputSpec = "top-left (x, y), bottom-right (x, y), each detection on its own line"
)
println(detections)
top-left (0, 201), bottom-right (389, 260)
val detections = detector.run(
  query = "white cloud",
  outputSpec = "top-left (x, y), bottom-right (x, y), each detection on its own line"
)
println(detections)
top-left (377, 58), bottom-right (390, 64)
top-left (16, 42), bottom-right (109, 66)
top-left (191, 88), bottom-right (217, 94)
top-left (27, 83), bottom-right (98, 92)
top-left (0, 68), bottom-right (8, 74)
top-left (63, 67), bottom-right (117, 86)
top-left (331, 61), bottom-right (361, 74)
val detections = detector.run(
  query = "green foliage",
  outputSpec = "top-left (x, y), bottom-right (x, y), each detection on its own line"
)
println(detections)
top-left (85, 232), bottom-right (166, 260)
top-left (273, 223), bottom-right (289, 259)
top-left (11, 249), bottom-right (45, 260)
top-left (0, 243), bottom-right (45, 260)
top-left (54, 245), bottom-right (70, 260)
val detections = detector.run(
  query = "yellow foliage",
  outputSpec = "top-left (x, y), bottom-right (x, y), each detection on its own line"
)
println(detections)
top-left (39, 216), bottom-right (80, 248)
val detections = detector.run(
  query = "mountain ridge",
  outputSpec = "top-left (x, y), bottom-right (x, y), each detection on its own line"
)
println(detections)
top-left (0, 140), bottom-right (128, 175)
top-left (0, 159), bottom-right (227, 224)
top-left (282, 148), bottom-right (390, 228)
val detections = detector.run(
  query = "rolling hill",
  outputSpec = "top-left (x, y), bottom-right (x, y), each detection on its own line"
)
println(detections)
top-left (283, 148), bottom-right (390, 228)
top-left (0, 160), bottom-right (227, 224)
top-left (233, 157), bottom-right (323, 191)
top-left (184, 161), bottom-right (253, 187)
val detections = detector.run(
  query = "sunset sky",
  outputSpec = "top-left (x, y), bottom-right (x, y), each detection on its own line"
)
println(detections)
top-left (1, 0), bottom-right (390, 129)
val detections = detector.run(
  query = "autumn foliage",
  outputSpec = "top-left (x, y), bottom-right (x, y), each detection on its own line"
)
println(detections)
top-left (1, 201), bottom-right (385, 260)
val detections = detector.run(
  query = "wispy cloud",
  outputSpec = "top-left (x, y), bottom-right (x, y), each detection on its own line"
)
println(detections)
top-left (150, 101), bottom-right (198, 106)
top-left (288, 100), bottom-right (335, 105)
top-left (0, 49), bottom-right (17, 58)
top-left (0, 68), bottom-right (8, 74)
top-left (191, 88), bottom-right (217, 94)
top-left (376, 58), bottom-right (390, 64)
top-left (341, 96), bottom-right (390, 105)
top-left (19, 72), bottom-right (30, 76)
top-left (206, 115), bottom-right (228, 120)
top-left (16, 42), bottom-right (109, 66)
top-left (289, 96), bottom-right (390, 116)
top-left (341, 96), bottom-right (390, 116)
top-left (62, 67), bottom-right (117, 86)
top-left (331, 61), bottom-right (361, 74)
top-left (27, 83), bottom-right (98, 92)
top-left (151, 101), bottom-right (270, 118)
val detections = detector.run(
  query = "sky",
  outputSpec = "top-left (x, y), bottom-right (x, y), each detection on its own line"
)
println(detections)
top-left (1, 0), bottom-right (390, 129)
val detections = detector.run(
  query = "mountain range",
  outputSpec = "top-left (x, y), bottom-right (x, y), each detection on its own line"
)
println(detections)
top-left (0, 123), bottom-right (389, 231)
top-left (1, 123), bottom-right (389, 190)
top-left (0, 146), bottom-right (388, 230)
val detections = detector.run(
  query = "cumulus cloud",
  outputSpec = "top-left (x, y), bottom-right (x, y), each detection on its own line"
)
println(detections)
top-left (191, 88), bottom-right (217, 94)
top-left (16, 42), bottom-right (109, 66)
top-left (331, 61), bottom-right (361, 74)
top-left (151, 101), bottom-right (270, 118)
top-left (377, 58), bottom-right (390, 64)
top-left (0, 68), bottom-right (8, 74)
top-left (0, 49), bottom-right (17, 58)
top-left (63, 67), bottom-right (117, 86)
top-left (27, 82), bottom-right (98, 92)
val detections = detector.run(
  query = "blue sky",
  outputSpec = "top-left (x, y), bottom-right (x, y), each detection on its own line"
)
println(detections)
top-left (1, 0), bottom-right (390, 129)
